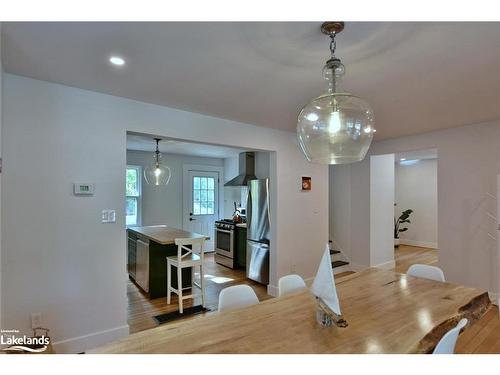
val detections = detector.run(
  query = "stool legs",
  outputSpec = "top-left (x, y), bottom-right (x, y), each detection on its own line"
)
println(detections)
top-left (166, 261), bottom-right (171, 305)
top-left (177, 265), bottom-right (183, 314)
top-left (200, 264), bottom-right (205, 308)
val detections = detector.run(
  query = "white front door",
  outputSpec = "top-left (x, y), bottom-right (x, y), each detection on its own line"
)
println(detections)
top-left (184, 170), bottom-right (219, 251)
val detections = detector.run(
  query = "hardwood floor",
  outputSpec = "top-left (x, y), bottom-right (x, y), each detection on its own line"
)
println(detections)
top-left (127, 253), bottom-right (270, 333)
top-left (127, 245), bottom-right (499, 353)
top-left (394, 244), bottom-right (438, 273)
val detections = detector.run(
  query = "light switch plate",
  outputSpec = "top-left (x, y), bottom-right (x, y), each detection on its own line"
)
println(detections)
top-left (101, 210), bottom-right (116, 223)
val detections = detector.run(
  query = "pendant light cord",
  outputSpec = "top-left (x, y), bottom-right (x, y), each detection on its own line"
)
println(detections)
top-left (329, 33), bottom-right (337, 59)
top-left (154, 138), bottom-right (161, 166)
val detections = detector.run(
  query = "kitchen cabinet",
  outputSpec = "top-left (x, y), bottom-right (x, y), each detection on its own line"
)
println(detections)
top-left (235, 225), bottom-right (247, 268)
top-left (135, 239), bottom-right (150, 292)
top-left (127, 232), bottom-right (137, 278)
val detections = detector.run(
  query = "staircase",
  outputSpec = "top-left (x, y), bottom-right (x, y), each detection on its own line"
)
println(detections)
top-left (329, 240), bottom-right (350, 274)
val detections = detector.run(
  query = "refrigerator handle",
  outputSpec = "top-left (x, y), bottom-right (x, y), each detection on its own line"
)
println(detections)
top-left (247, 185), bottom-right (252, 225)
top-left (265, 178), bottom-right (271, 224)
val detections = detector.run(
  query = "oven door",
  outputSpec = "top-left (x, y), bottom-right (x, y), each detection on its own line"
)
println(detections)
top-left (215, 228), bottom-right (234, 259)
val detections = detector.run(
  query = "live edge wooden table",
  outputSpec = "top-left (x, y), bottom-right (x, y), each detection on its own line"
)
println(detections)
top-left (91, 268), bottom-right (491, 354)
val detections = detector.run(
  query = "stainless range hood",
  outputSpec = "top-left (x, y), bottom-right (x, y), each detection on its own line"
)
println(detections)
top-left (224, 152), bottom-right (258, 187)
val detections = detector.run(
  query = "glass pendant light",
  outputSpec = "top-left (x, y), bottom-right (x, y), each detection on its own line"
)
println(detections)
top-left (144, 138), bottom-right (171, 186)
top-left (297, 22), bottom-right (376, 165)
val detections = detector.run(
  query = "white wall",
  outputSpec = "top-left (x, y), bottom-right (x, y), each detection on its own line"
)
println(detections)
top-left (329, 158), bottom-right (371, 268)
top-left (497, 175), bottom-right (500, 305)
top-left (395, 159), bottom-right (438, 248)
top-left (222, 151), bottom-right (270, 218)
top-left (370, 154), bottom-right (395, 268)
top-left (0, 22), bottom-right (3, 329)
top-left (329, 164), bottom-right (351, 260)
top-left (223, 156), bottom-right (241, 218)
top-left (331, 120), bottom-right (500, 297)
top-left (1, 74), bottom-right (328, 352)
top-left (127, 150), bottom-right (224, 227)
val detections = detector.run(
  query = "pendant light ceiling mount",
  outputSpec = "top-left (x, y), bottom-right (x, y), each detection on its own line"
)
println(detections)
top-left (320, 21), bottom-right (345, 36)
top-left (296, 22), bottom-right (376, 165)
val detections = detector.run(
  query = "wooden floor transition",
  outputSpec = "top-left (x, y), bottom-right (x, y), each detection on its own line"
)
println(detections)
top-left (127, 245), bottom-right (500, 353)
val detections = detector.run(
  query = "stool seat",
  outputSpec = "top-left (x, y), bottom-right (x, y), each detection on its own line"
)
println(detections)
top-left (167, 253), bottom-right (201, 266)
top-left (167, 236), bottom-right (206, 314)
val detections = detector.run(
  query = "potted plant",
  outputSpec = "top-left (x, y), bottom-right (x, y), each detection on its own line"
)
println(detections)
top-left (394, 209), bottom-right (413, 248)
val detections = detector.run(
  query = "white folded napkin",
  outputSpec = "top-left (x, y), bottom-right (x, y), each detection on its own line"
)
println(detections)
top-left (310, 245), bottom-right (341, 315)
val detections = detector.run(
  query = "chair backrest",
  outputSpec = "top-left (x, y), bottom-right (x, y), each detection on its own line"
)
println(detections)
top-left (174, 236), bottom-right (206, 260)
top-left (278, 274), bottom-right (307, 297)
top-left (218, 284), bottom-right (259, 312)
top-left (407, 264), bottom-right (445, 282)
top-left (433, 318), bottom-right (468, 354)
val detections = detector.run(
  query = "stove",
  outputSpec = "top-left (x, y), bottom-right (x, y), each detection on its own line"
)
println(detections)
top-left (214, 219), bottom-right (245, 268)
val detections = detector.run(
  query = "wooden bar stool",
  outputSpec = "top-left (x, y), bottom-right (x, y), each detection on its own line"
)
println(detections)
top-left (166, 237), bottom-right (206, 314)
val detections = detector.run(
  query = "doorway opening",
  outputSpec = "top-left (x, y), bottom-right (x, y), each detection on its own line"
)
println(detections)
top-left (369, 148), bottom-right (438, 273)
top-left (393, 149), bottom-right (438, 272)
top-left (124, 131), bottom-right (273, 333)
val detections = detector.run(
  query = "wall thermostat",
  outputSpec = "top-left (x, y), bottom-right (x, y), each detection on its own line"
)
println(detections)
top-left (73, 183), bottom-right (95, 196)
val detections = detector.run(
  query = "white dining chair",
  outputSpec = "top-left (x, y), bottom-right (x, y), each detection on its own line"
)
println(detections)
top-left (167, 236), bottom-right (206, 314)
top-left (433, 318), bottom-right (468, 354)
top-left (278, 274), bottom-right (307, 297)
top-left (407, 264), bottom-right (446, 282)
top-left (218, 284), bottom-right (259, 312)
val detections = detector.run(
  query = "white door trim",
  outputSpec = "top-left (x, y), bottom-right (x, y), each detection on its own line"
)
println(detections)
top-left (182, 164), bottom-right (224, 229)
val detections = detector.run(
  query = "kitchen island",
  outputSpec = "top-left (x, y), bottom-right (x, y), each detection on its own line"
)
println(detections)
top-left (127, 225), bottom-right (208, 299)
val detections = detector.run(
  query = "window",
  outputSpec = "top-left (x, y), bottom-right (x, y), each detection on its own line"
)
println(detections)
top-left (126, 166), bottom-right (141, 226)
top-left (192, 176), bottom-right (215, 215)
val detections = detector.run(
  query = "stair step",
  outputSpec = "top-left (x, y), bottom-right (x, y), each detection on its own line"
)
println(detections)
top-left (330, 249), bottom-right (340, 255)
top-left (332, 260), bottom-right (349, 269)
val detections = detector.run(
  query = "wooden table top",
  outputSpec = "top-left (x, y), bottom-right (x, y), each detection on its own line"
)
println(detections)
top-left (90, 268), bottom-right (490, 354)
top-left (127, 225), bottom-right (209, 245)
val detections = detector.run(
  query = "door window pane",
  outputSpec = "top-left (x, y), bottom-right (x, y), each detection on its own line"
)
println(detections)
top-left (192, 175), bottom-right (216, 216)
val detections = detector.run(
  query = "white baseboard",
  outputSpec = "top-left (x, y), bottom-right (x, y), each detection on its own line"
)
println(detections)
top-left (304, 277), bottom-right (314, 287)
top-left (267, 284), bottom-right (278, 297)
top-left (373, 260), bottom-right (396, 270)
top-left (400, 239), bottom-right (438, 249)
top-left (488, 292), bottom-right (499, 307)
top-left (332, 264), bottom-right (351, 275)
top-left (52, 325), bottom-right (129, 353)
top-left (349, 263), bottom-right (368, 272)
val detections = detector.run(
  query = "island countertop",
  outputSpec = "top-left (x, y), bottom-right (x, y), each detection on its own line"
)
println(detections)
top-left (127, 225), bottom-right (209, 245)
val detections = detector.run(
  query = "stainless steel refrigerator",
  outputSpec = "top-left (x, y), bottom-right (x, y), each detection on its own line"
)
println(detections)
top-left (246, 179), bottom-right (270, 284)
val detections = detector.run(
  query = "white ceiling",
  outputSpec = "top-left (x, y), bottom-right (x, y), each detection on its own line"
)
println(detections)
top-left (127, 134), bottom-right (245, 158)
top-left (3, 22), bottom-right (500, 140)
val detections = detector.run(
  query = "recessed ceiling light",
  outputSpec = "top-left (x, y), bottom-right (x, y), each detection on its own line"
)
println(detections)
top-left (109, 56), bottom-right (125, 66)
top-left (400, 158), bottom-right (406, 161)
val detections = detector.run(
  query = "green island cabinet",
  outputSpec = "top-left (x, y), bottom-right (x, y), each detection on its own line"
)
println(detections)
top-left (127, 229), bottom-right (192, 299)
top-left (235, 225), bottom-right (247, 268)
